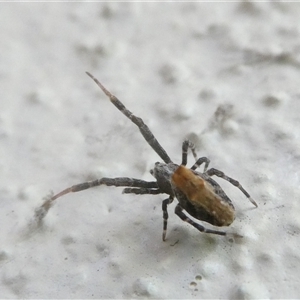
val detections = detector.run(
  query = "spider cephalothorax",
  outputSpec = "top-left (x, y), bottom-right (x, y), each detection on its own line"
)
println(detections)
top-left (38, 72), bottom-right (257, 241)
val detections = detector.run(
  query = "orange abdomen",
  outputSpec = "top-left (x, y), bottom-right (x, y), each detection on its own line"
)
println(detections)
top-left (172, 166), bottom-right (235, 226)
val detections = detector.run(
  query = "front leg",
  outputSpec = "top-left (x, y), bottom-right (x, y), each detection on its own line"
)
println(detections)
top-left (86, 72), bottom-right (172, 164)
top-left (36, 178), bottom-right (158, 221)
top-left (181, 140), bottom-right (210, 171)
top-left (122, 187), bottom-right (162, 195)
top-left (181, 140), bottom-right (197, 166)
top-left (190, 157), bottom-right (210, 172)
top-left (50, 178), bottom-right (158, 201)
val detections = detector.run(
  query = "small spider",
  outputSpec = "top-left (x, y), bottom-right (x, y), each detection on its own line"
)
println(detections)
top-left (39, 72), bottom-right (257, 241)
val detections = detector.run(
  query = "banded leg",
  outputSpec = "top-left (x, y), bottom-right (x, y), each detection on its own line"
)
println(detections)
top-left (162, 196), bottom-right (174, 241)
top-left (175, 204), bottom-right (226, 236)
top-left (36, 178), bottom-right (158, 222)
top-left (206, 168), bottom-right (258, 207)
top-left (86, 72), bottom-right (172, 164)
top-left (190, 157), bottom-right (210, 172)
top-left (122, 187), bottom-right (162, 195)
top-left (49, 178), bottom-right (158, 202)
top-left (181, 140), bottom-right (197, 166)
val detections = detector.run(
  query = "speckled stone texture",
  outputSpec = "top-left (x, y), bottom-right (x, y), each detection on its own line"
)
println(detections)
top-left (1, 2), bottom-right (300, 298)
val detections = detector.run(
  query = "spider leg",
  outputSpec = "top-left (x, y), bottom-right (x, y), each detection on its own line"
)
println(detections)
top-left (162, 196), bottom-right (174, 241)
top-left (49, 178), bottom-right (158, 202)
top-left (181, 140), bottom-right (197, 166)
top-left (122, 187), bottom-right (162, 195)
top-left (181, 140), bottom-right (210, 171)
top-left (86, 72), bottom-right (172, 164)
top-left (190, 157), bottom-right (210, 172)
top-left (205, 168), bottom-right (258, 207)
top-left (174, 204), bottom-right (227, 236)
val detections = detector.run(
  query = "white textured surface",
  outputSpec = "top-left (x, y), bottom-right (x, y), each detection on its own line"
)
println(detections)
top-left (1, 2), bottom-right (300, 298)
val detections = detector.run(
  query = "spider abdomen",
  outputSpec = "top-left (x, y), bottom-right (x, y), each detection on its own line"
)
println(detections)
top-left (172, 165), bottom-right (235, 227)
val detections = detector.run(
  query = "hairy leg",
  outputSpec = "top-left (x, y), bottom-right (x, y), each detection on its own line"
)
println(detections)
top-left (86, 72), bottom-right (172, 164)
top-left (206, 168), bottom-right (257, 207)
top-left (162, 196), bottom-right (174, 241)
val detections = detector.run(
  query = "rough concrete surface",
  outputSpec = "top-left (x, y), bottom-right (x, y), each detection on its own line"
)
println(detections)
top-left (1, 2), bottom-right (300, 299)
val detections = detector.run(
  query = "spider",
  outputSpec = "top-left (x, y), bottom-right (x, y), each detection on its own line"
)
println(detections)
top-left (39, 72), bottom-right (257, 241)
